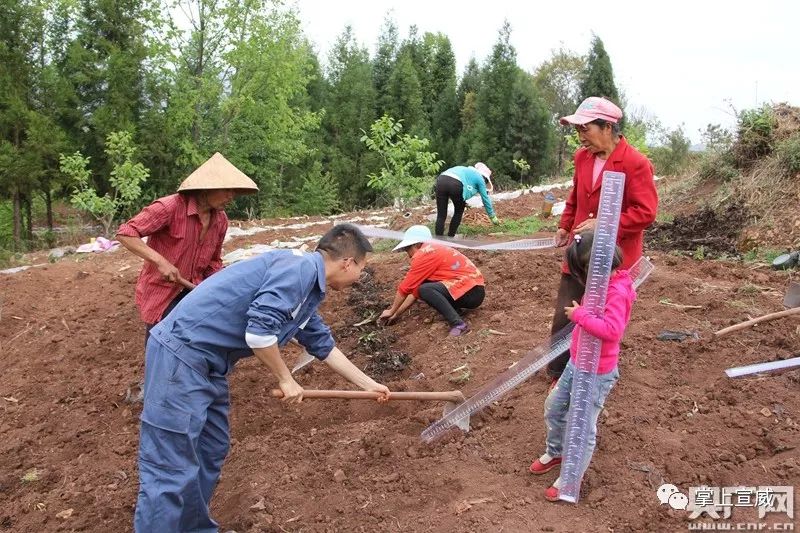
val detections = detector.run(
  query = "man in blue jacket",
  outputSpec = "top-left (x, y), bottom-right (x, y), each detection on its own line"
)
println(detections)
top-left (434, 162), bottom-right (501, 237)
top-left (134, 223), bottom-right (390, 532)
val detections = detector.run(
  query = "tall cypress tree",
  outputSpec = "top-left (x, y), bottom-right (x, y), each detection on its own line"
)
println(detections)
top-left (64, 0), bottom-right (154, 183)
top-left (0, 0), bottom-right (38, 246)
top-left (470, 21), bottom-right (517, 179)
top-left (386, 48), bottom-right (425, 136)
top-left (579, 35), bottom-right (622, 114)
top-left (455, 57), bottom-right (482, 163)
top-left (372, 13), bottom-right (398, 118)
top-left (505, 70), bottom-right (555, 181)
top-left (423, 33), bottom-right (458, 165)
top-left (324, 26), bottom-right (377, 208)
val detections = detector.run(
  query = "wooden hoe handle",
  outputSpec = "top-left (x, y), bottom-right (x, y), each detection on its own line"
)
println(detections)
top-left (270, 389), bottom-right (464, 402)
top-left (714, 306), bottom-right (800, 338)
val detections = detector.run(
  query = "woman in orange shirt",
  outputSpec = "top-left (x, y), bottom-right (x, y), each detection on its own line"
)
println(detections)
top-left (380, 225), bottom-right (485, 336)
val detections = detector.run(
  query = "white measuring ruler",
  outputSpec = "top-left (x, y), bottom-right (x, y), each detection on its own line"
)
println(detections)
top-left (558, 170), bottom-right (626, 503)
top-left (420, 252), bottom-right (654, 445)
top-left (352, 224), bottom-right (556, 251)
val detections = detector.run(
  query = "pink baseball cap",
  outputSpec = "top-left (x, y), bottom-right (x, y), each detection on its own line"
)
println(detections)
top-left (559, 97), bottom-right (623, 126)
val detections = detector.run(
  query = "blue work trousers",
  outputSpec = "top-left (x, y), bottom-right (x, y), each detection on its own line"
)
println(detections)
top-left (134, 339), bottom-right (230, 532)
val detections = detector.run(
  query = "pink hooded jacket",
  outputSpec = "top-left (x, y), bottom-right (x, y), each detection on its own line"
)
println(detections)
top-left (569, 270), bottom-right (636, 374)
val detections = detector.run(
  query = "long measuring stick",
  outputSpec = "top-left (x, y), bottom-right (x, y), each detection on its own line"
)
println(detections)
top-left (420, 253), bottom-right (654, 444)
top-left (558, 171), bottom-right (626, 503)
top-left (725, 356), bottom-right (800, 378)
top-left (352, 224), bottom-right (556, 252)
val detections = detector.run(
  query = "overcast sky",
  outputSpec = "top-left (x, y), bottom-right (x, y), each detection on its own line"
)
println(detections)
top-left (293, 0), bottom-right (800, 144)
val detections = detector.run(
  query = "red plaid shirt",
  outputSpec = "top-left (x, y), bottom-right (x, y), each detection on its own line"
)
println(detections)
top-left (117, 193), bottom-right (228, 324)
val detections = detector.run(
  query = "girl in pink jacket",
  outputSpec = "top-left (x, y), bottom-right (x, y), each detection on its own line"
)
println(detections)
top-left (529, 231), bottom-right (637, 502)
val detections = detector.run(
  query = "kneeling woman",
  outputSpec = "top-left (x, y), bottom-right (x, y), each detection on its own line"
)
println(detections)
top-left (380, 225), bottom-right (485, 336)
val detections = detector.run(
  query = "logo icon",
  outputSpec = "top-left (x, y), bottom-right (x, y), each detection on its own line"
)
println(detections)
top-left (657, 483), bottom-right (689, 510)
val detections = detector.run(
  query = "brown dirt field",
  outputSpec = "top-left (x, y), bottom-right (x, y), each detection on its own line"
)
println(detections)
top-left (1, 191), bottom-right (798, 532)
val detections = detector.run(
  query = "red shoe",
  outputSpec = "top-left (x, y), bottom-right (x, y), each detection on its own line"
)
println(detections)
top-left (529, 453), bottom-right (562, 474)
top-left (548, 377), bottom-right (559, 393)
top-left (544, 485), bottom-right (560, 502)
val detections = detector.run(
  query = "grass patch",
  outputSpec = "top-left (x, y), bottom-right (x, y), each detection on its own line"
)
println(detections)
top-left (656, 212), bottom-right (675, 224)
top-left (742, 247), bottom-right (788, 264)
top-left (459, 215), bottom-right (555, 237)
top-left (371, 239), bottom-right (399, 253)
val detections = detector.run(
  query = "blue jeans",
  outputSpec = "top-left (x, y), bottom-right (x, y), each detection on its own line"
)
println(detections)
top-left (134, 339), bottom-right (230, 533)
top-left (544, 360), bottom-right (619, 475)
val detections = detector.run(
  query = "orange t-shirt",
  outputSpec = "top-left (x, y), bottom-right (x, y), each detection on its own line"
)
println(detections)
top-left (398, 243), bottom-right (485, 299)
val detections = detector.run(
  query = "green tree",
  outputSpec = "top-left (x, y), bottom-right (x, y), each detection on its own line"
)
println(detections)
top-left (63, 0), bottom-right (157, 182)
top-left (534, 48), bottom-right (586, 175)
top-left (386, 48), bottom-right (426, 135)
top-left (323, 25), bottom-right (378, 208)
top-left (422, 33), bottom-right (459, 165)
top-left (62, 130), bottom-right (149, 236)
top-left (373, 13), bottom-right (398, 118)
top-left (360, 115), bottom-right (443, 204)
top-left (455, 57), bottom-right (482, 162)
top-left (470, 20), bottom-right (518, 179)
top-left (700, 124), bottom-right (733, 153)
top-left (579, 35), bottom-right (622, 125)
top-left (0, 0), bottom-right (48, 246)
top-left (650, 126), bottom-right (690, 175)
top-left (292, 161), bottom-right (340, 215)
top-left (505, 70), bottom-right (555, 181)
top-left (221, 1), bottom-right (321, 216)
top-left (512, 158), bottom-right (530, 181)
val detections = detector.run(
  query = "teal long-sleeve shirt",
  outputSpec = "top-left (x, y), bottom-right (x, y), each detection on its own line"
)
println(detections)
top-left (440, 166), bottom-right (496, 219)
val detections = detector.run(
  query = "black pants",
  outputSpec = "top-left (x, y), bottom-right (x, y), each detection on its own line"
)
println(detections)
top-left (144, 289), bottom-right (190, 344)
top-left (418, 282), bottom-right (485, 326)
top-left (546, 273), bottom-right (586, 378)
top-left (434, 174), bottom-right (466, 237)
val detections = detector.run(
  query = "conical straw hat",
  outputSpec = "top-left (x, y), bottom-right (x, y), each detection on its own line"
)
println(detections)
top-left (177, 152), bottom-right (259, 193)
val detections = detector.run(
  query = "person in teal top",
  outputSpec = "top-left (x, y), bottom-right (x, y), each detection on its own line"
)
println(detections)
top-left (434, 162), bottom-right (501, 236)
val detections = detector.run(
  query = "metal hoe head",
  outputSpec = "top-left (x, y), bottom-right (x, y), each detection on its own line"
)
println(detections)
top-left (291, 349), bottom-right (316, 373)
top-left (783, 281), bottom-right (800, 309)
top-left (442, 391), bottom-right (470, 431)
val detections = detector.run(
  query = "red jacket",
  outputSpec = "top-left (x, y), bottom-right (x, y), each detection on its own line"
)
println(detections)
top-left (559, 136), bottom-right (658, 271)
top-left (398, 243), bottom-right (485, 300)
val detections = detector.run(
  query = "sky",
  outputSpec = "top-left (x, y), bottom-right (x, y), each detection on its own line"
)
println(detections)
top-left (293, 0), bottom-right (800, 144)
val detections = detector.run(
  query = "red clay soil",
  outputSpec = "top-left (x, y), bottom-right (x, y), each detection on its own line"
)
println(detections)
top-left (1, 196), bottom-right (799, 532)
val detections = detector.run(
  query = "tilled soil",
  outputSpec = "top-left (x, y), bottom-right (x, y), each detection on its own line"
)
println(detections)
top-left (1, 191), bottom-right (798, 532)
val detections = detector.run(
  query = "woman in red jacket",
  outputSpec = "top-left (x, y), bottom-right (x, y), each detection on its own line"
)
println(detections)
top-left (545, 97), bottom-right (658, 382)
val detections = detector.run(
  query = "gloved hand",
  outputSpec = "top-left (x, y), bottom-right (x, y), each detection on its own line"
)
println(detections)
top-left (490, 216), bottom-right (501, 225)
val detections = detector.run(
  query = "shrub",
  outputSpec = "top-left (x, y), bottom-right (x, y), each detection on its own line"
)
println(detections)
top-left (698, 151), bottom-right (739, 182)
top-left (62, 131), bottom-right (149, 236)
top-left (775, 135), bottom-right (800, 175)
top-left (732, 105), bottom-right (776, 168)
top-left (292, 162), bottom-right (340, 216)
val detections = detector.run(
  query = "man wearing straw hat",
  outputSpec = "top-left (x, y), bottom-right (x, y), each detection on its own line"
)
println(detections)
top-left (117, 152), bottom-right (258, 338)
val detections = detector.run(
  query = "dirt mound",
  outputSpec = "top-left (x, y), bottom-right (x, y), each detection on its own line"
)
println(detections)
top-left (646, 201), bottom-right (750, 256)
top-left (340, 267), bottom-right (410, 376)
